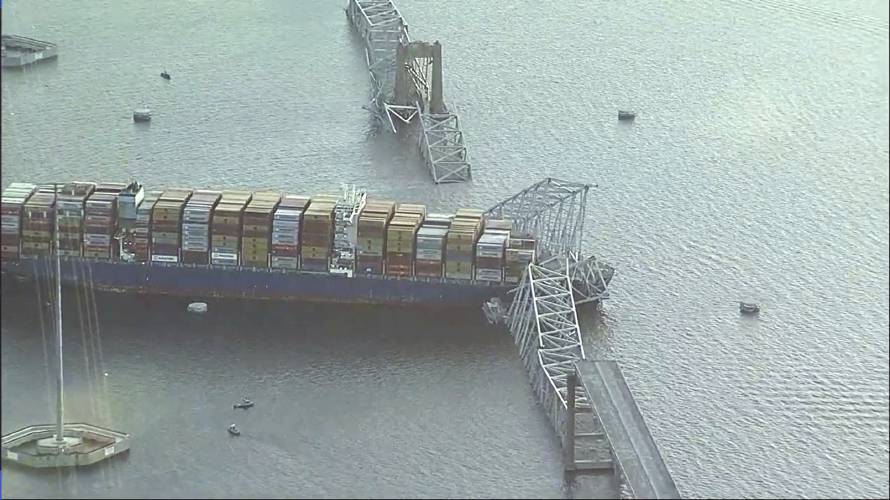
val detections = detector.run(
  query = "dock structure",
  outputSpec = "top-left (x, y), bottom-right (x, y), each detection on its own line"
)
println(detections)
top-left (346, 0), bottom-right (471, 184)
top-left (1, 35), bottom-right (58, 68)
top-left (487, 179), bottom-right (679, 498)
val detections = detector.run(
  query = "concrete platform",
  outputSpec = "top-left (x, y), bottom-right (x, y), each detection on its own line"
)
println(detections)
top-left (1, 423), bottom-right (130, 468)
top-left (575, 360), bottom-right (680, 499)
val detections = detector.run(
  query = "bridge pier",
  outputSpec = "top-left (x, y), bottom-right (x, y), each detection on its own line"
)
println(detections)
top-left (346, 0), bottom-right (471, 183)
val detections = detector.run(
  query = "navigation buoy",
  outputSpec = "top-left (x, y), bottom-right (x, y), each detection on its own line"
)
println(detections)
top-left (188, 302), bottom-right (208, 314)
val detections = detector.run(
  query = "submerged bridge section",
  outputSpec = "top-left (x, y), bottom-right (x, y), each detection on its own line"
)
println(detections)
top-left (571, 361), bottom-right (681, 499)
top-left (346, 0), bottom-right (471, 184)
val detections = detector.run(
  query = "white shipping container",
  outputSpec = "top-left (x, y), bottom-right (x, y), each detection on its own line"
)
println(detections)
top-left (151, 254), bottom-right (179, 263)
top-left (415, 249), bottom-right (443, 260)
top-left (475, 269), bottom-right (504, 282)
top-left (1, 214), bottom-right (21, 225)
top-left (476, 248), bottom-right (504, 259)
top-left (270, 255), bottom-right (299, 269)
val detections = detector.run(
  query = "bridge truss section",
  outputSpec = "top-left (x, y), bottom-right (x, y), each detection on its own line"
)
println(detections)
top-left (507, 259), bottom-right (593, 433)
top-left (418, 109), bottom-right (471, 183)
top-left (484, 177), bottom-right (614, 305)
top-left (485, 178), bottom-right (589, 260)
top-left (346, 0), bottom-right (471, 184)
top-left (346, 0), bottom-right (409, 121)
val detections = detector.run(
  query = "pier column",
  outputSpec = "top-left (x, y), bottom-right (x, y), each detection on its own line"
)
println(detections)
top-left (430, 41), bottom-right (444, 114)
top-left (564, 372), bottom-right (577, 469)
top-left (394, 42), bottom-right (411, 105)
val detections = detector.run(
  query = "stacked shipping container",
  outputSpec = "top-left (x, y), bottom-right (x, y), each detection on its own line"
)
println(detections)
top-left (300, 196), bottom-right (337, 272)
top-left (445, 209), bottom-right (483, 280)
top-left (241, 192), bottom-right (281, 268)
top-left (83, 191), bottom-right (118, 260)
top-left (181, 190), bottom-right (221, 264)
top-left (1, 183), bottom-right (37, 260)
top-left (211, 191), bottom-right (252, 266)
top-left (414, 213), bottom-right (451, 278)
top-left (475, 219), bottom-right (511, 282)
top-left (270, 195), bottom-right (310, 270)
top-left (56, 182), bottom-right (96, 257)
top-left (127, 190), bottom-right (160, 262)
top-left (2, 179), bottom-right (537, 285)
top-left (356, 200), bottom-right (395, 275)
top-left (385, 203), bottom-right (426, 277)
top-left (20, 188), bottom-right (56, 258)
top-left (117, 182), bottom-right (145, 223)
top-left (505, 232), bottom-right (537, 283)
top-left (151, 188), bottom-right (192, 263)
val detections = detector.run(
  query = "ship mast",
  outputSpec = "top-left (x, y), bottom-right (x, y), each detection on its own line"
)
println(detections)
top-left (53, 183), bottom-right (65, 444)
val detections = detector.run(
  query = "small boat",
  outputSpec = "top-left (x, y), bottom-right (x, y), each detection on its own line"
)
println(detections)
top-left (133, 106), bottom-right (151, 122)
top-left (482, 297), bottom-right (506, 325)
top-left (618, 110), bottom-right (636, 121)
top-left (739, 302), bottom-right (760, 315)
top-left (188, 302), bottom-right (207, 314)
top-left (234, 398), bottom-right (254, 409)
top-left (228, 424), bottom-right (240, 436)
top-left (160, 70), bottom-right (171, 80)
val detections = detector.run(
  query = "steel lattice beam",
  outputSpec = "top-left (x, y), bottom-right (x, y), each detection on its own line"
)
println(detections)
top-left (418, 110), bottom-right (471, 183)
top-left (506, 260), bottom-right (593, 434)
top-left (482, 178), bottom-right (619, 476)
top-left (484, 178), bottom-right (590, 259)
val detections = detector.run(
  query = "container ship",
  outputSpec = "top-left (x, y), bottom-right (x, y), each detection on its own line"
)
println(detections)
top-left (0, 181), bottom-right (545, 308)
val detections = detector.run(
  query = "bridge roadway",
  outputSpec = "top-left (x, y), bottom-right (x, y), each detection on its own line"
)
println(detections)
top-left (575, 360), bottom-right (681, 499)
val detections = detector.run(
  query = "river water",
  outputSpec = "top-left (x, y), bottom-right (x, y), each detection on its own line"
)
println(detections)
top-left (2, 0), bottom-right (888, 498)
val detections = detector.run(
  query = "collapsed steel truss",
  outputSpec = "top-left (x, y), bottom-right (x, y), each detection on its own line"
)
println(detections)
top-left (485, 178), bottom-right (614, 305)
top-left (346, 0), bottom-right (471, 183)
top-left (507, 260), bottom-right (593, 428)
top-left (485, 178), bottom-right (589, 260)
top-left (485, 178), bottom-right (617, 478)
top-left (418, 110), bottom-right (471, 183)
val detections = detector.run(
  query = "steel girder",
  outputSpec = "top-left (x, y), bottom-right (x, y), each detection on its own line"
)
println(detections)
top-left (507, 260), bottom-right (593, 433)
top-left (418, 110), bottom-right (472, 183)
top-left (484, 178), bottom-right (590, 259)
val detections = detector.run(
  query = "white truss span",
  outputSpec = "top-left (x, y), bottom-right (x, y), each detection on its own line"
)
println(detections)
top-left (507, 260), bottom-right (593, 433)
top-left (483, 178), bottom-right (618, 480)
top-left (418, 109), bottom-right (471, 183)
top-left (346, 0), bottom-right (471, 184)
top-left (485, 178), bottom-right (614, 304)
top-left (569, 254), bottom-right (614, 305)
top-left (346, 0), bottom-right (408, 117)
top-left (484, 178), bottom-right (590, 259)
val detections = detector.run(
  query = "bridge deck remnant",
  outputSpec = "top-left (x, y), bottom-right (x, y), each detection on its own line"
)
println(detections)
top-left (571, 362), bottom-right (681, 499)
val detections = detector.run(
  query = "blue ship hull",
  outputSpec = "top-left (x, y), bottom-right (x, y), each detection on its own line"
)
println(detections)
top-left (0, 258), bottom-right (511, 308)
